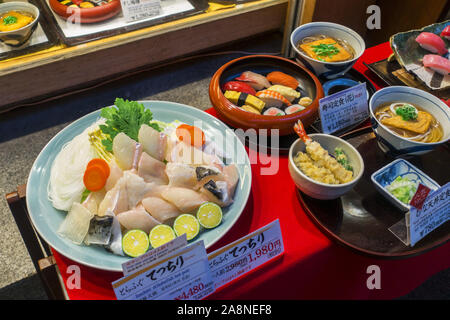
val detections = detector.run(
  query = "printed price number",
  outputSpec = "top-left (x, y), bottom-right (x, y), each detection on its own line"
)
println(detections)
top-left (247, 239), bottom-right (282, 262)
top-left (174, 282), bottom-right (206, 300)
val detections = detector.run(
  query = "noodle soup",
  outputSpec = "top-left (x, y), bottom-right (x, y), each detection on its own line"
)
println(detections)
top-left (374, 102), bottom-right (443, 143)
top-left (297, 35), bottom-right (356, 63)
top-left (0, 10), bottom-right (35, 32)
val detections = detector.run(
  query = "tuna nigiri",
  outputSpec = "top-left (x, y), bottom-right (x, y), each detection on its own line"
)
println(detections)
top-left (266, 71), bottom-right (299, 89)
top-left (256, 89), bottom-right (292, 108)
top-left (422, 54), bottom-right (450, 75)
top-left (235, 71), bottom-right (271, 90)
top-left (441, 25), bottom-right (450, 40)
top-left (416, 32), bottom-right (447, 56)
top-left (222, 81), bottom-right (256, 95)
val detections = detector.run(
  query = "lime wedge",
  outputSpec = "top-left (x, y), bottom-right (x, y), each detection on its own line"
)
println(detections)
top-left (173, 214), bottom-right (200, 241)
top-left (196, 202), bottom-right (222, 229)
top-left (122, 229), bottom-right (150, 258)
top-left (149, 224), bottom-right (176, 248)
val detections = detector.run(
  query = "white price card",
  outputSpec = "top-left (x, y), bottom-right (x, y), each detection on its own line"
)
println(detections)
top-left (112, 241), bottom-right (215, 300)
top-left (409, 182), bottom-right (450, 246)
top-left (208, 219), bottom-right (284, 290)
top-left (120, 0), bottom-right (162, 23)
top-left (318, 82), bottom-right (369, 134)
top-left (122, 234), bottom-right (187, 276)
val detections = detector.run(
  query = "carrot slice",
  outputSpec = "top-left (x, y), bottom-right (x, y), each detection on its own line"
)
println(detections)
top-left (176, 124), bottom-right (205, 148)
top-left (83, 164), bottom-right (108, 192)
top-left (87, 158), bottom-right (110, 178)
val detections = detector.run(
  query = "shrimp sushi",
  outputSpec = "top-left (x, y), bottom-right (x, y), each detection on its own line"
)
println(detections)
top-left (222, 81), bottom-right (256, 95)
top-left (415, 32), bottom-right (447, 55)
top-left (256, 89), bottom-right (292, 108)
top-left (267, 85), bottom-right (301, 102)
top-left (440, 25), bottom-right (450, 40)
top-left (263, 107), bottom-right (285, 116)
top-left (235, 71), bottom-right (271, 90)
top-left (266, 71), bottom-right (299, 89)
top-left (422, 54), bottom-right (450, 75)
top-left (285, 104), bottom-right (305, 114)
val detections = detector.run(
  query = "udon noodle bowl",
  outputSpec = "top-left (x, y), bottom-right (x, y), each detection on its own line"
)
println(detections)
top-left (374, 102), bottom-right (443, 143)
top-left (296, 35), bottom-right (356, 63)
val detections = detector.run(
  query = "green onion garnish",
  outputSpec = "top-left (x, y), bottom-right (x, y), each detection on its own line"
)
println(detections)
top-left (310, 43), bottom-right (340, 59)
top-left (3, 16), bottom-right (18, 25)
top-left (395, 104), bottom-right (418, 121)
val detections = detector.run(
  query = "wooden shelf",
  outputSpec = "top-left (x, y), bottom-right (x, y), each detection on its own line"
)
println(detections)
top-left (0, 0), bottom-right (289, 111)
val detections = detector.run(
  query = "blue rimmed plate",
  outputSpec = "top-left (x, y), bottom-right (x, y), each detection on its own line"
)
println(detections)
top-left (26, 101), bottom-right (252, 272)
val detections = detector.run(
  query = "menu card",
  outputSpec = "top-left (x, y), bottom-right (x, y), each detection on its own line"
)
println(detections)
top-left (318, 83), bottom-right (369, 134)
top-left (409, 182), bottom-right (449, 246)
top-left (120, 0), bottom-right (162, 22)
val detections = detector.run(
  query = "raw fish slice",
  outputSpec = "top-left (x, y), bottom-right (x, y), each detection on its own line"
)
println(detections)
top-left (256, 90), bottom-right (292, 108)
top-left (415, 32), bottom-right (448, 55)
top-left (82, 189), bottom-right (106, 215)
top-left (104, 212), bottom-right (124, 256)
top-left (104, 161), bottom-right (123, 191)
top-left (97, 176), bottom-right (128, 216)
top-left (200, 180), bottom-right (231, 207)
top-left (266, 71), bottom-right (299, 89)
top-left (117, 205), bottom-right (161, 234)
top-left (137, 151), bottom-right (169, 184)
top-left (165, 162), bottom-right (197, 189)
top-left (141, 197), bottom-right (182, 223)
top-left (222, 164), bottom-right (239, 199)
top-left (169, 141), bottom-right (223, 167)
top-left (138, 124), bottom-right (167, 162)
top-left (161, 187), bottom-right (208, 213)
top-left (142, 183), bottom-right (169, 199)
top-left (441, 25), bottom-right (450, 40)
top-left (222, 81), bottom-right (257, 95)
top-left (58, 202), bottom-right (94, 245)
top-left (84, 214), bottom-right (114, 246)
top-left (123, 170), bottom-right (156, 209)
top-left (195, 165), bottom-right (225, 188)
top-left (422, 54), bottom-right (450, 75)
top-left (112, 132), bottom-right (137, 170)
top-left (235, 71), bottom-right (271, 90)
top-left (285, 104), bottom-right (306, 114)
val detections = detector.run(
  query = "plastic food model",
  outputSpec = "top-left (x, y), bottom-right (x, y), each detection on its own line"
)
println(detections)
top-left (49, 0), bottom-right (121, 23)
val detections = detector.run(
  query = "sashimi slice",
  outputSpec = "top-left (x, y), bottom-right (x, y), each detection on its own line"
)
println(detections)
top-left (161, 187), bottom-right (208, 213)
top-left (235, 71), bottom-right (271, 90)
top-left (423, 54), bottom-right (450, 75)
top-left (104, 160), bottom-right (123, 191)
top-left (416, 32), bottom-right (447, 55)
top-left (117, 205), bottom-right (161, 234)
top-left (97, 176), bottom-right (128, 216)
top-left (137, 151), bottom-right (168, 184)
top-left (440, 25), bottom-right (450, 40)
top-left (142, 197), bottom-right (182, 223)
top-left (58, 202), bottom-right (94, 245)
top-left (165, 162), bottom-right (197, 189)
top-left (138, 124), bottom-right (167, 162)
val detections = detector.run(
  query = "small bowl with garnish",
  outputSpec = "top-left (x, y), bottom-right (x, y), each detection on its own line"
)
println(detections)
top-left (370, 86), bottom-right (450, 156)
top-left (371, 159), bottom-right (440, 212)
top-left (290, 22), bottom-right (365, 79)
top-left (0, 2), bottom-right (39, 47)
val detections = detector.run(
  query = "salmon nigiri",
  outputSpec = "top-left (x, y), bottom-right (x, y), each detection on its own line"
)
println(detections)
top-left (266, 71), bottom-right (299, 89)
top-left (415, 32), bottom-right (447, 56)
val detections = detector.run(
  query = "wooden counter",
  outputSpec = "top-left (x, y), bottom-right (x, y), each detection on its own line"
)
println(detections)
top-left (0, 0), bottom-right (289, 112)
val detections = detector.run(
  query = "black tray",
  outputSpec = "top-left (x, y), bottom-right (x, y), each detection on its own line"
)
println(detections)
top-left (38, 0), bottom-right (209, 46)
top-left (297, 127), bottom-right (450, 259)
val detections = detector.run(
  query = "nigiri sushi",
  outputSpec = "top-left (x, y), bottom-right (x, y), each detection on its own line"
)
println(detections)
top-left (224, 90), bottom-right (265, 112)
top-left (267, 85), bottom-right (301, 102)
top-left (266, 71), bottom-right (299, 89)
top-left (285, 105), bottom-right (305, 114)
top-left (263, 107), bottom-right (285, 116)
top-left (222, 81), bottom-right (256, 95)
top-left (235, 71), bottom-right (271, 90)
top-left (441, 25), bottom-right (450, 40)
top-left (256, 89), bottom-right (292, 108)
top-left (422, 54), bottom-right (450, 75)
top-left (416, 32), bottom-right (447, 56)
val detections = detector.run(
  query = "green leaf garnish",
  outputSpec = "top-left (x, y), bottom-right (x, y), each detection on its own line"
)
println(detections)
top-left (3, 16), bottom-right (18, 25)
top-left (99, 98), bottom-right (161, 152)
top-left (395, 104), bottom-right (418, 121)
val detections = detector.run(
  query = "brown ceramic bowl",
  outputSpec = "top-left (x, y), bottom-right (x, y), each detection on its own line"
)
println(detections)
top-left (209, 55), bottom-right (324, 136)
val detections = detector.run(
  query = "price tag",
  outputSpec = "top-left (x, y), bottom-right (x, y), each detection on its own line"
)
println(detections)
top-left (319, 82), bottom-right (369, 134)
top-left (208, 219), bottom-right (284, 290)
top-left (122, 234), bottom-right (187, 276)
top-left (409, 182), bottom-right (450, 246)
top-left (120, 0), bottom-right (162, 23)
top-left (112, 241), bottom-right (214, 300)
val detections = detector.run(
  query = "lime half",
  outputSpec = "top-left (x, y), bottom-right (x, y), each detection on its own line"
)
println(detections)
top-left (149, 224), bottom-right (176, 248)
top-left (196, 202), bottom-right (222, 229)
top-left (173, 214), bottom-right (200, 241)
top-left (122, 229), bottom-right (150, 258)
